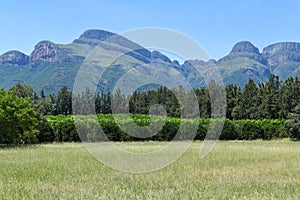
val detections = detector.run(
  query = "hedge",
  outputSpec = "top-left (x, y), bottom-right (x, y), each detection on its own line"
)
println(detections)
top-left (37, 114), bottom-right (289, 143)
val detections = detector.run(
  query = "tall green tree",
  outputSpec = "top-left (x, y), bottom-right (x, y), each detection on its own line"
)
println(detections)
top-left (285, 105), bottom-right (300, 140)
top-left (225, 84), bottom-right (240, 119)
top-left (194, 87), bottom-right (211, 118)
top-left (112, 88), bottom-right (127, 113)
top-left (257, 75), bottom-right (281, 119)
top-left (9, 83), bottom-right (34, 98)
top-left (56, 86), bottom-right (72, 115)
top-left (232, 79), bottom-right (257, 119)
top-left (0, 89), bottom-right (38, 144)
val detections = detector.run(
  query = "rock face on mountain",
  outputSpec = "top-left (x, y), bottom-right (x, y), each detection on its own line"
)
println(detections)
top-left (79, 29), bottom-right (115, 41)
top-left (263, 42), bottom-right (300, 56)
top-left (0, 50), bottom-right (29, 66)
top-left (30, 41), bottom-right (62, 62)
top-left (73, 29), bottom-right (152, 61)
top-left (218, 41), bottom-right (265, 64)
top-left (262, 42), bottom-right (300, 67)
top-left (1, 29), bottom-right (300, 93)
top-left (231, 41), bottom-right (260, 54)
top-left (151, 51), bottom-right (171, 63)
top-left (74, 29), bottom-right (142, 49)
top-left (73, 29), bottom-right (115, 46)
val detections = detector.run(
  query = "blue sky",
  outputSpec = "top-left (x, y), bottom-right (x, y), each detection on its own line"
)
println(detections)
top-left (1, 0), bottom-right (300, 59)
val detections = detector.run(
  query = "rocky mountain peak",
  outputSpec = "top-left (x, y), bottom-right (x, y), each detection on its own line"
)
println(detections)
top-left (0, 50), bottom-right (29, 66)
top-left (262, 42), bottom-right (300, 67)
top-left (74, 29), bottom-right (143, 48)
top-left (230, 41), bottom-right (260, 54)
top-left (73, 29), bottom-right (117, 46)
top-left (262, 42), bottom-right (300, 56)
top-left (78, 29), bottom-right (116, 41)
top-left (151, 51), bottom-right (171, 63)
top-left (218, 41), bottom-right (264, 64)
top-left (73, 29), bottom-right (151, 61)
top-left (30, 41), bottom-right (61, 62)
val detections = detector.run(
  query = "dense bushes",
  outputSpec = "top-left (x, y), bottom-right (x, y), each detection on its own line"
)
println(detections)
top-left (221, 119), bottom-right (287, 140)
top-left (285, 105), bottom-right (300, 140)
top-left (0, 89), bottom-right (39, 144)
top-left (45, 115), bottom-right (80, 142)
top-left (37, 114), bottom-right (288, 143)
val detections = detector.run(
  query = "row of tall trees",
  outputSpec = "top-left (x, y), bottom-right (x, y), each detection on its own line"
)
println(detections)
top-left (2, 73), bottom-right (300, 144)
top-left (227, 75), bottom-right (300, 120)
top-left (122, 74), bottom-right (300, 120)
top-left (7, 74), bottom-right (300, 120)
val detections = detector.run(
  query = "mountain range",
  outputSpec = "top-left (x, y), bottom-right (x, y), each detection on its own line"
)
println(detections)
top-left (1, 29), bottom-right (300, 94)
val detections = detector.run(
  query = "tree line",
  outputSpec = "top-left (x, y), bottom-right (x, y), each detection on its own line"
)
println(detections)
top-left (23, 74), bottom-right (300, 120)
top-left (2, 74), bottom-right (300, 144)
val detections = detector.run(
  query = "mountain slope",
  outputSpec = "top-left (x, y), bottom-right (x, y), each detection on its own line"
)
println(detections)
top-left (1, 29), bottom-right (300, 93)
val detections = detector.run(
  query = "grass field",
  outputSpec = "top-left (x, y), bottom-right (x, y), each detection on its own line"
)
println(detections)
top-left (1, 139), bottom-right (300, 199)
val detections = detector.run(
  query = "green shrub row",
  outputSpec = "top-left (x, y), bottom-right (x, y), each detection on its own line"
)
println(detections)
top-left (36, 115), bottom-right (289, 142)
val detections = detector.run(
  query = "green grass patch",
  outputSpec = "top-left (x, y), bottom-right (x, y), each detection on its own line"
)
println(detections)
top-left (1, 139), bottom-right (300, 199)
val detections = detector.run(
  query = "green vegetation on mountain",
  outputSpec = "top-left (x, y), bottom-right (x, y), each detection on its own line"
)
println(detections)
top-left (1, 30), bottom-right (300, 94)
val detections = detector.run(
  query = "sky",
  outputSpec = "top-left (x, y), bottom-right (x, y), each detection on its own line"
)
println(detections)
top-left (1, 0), bottom-right (300, 60)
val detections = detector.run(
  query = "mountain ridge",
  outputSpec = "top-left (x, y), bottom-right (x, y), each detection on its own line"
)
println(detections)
top-left (1, 32), bottom-right (300, 66)
top-left (1, 29), bottom-right (300, 93)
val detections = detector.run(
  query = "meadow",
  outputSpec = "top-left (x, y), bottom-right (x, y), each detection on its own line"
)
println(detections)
top-left (1, 139), bottom-right (300, 199)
